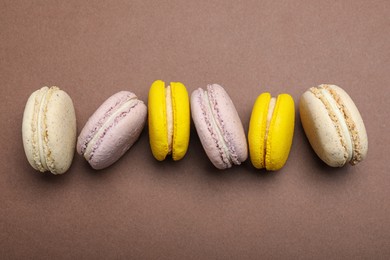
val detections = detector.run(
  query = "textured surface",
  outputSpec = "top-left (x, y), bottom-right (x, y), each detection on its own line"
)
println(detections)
top-left (148, 80), bottom-right (169, 160)
top-left (77, 91), bottom-right (147, 169)
top-left (22, 86), bottom-right (76, 174)
top-left (170, 82), bottom-right (190, 161)
top-left (248, 93), bottom-right (271, 169)
top-left (1, 0), bottom-right (389, 259)
top-left (265, 94), bottom-right (295, 170)
top-left (191, 84), bottom-right (248, 169)
top-left (300, 85), bottom-right (368, 167)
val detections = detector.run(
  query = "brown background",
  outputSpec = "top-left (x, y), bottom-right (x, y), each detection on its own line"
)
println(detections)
top-left (1, 0), bottom-right (389, 259)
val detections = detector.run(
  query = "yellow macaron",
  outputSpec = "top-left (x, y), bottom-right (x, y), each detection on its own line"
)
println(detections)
top-left (248, 92), bottom-right (295, 170)
top-left (148, 80), bottom-right (190, 161)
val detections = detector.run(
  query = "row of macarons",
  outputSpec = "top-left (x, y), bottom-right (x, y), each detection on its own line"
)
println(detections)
top-left (22, 80), bottom-right (368, 174)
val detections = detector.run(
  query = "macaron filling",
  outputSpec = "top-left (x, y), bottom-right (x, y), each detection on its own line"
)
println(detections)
top-left (31, 87), bottom-right (58, 174)
top-left (37, 88), bottom-right (49, 170)
top-left (33, 87), bottom-right (57, 173)
top-left (310, 85), bottom-right (357, 163)
top-left (165, 85), bottom-right (173, 153)
top-left (79, 94), bottom-right (135, 154)
top-left (83, 97), bottom-right (139, 161)
top-left (199, 86), bottom-right (240, 168)
top-left (320, 88), bottom-right (354, 162)
top-left (203, 91), bottom-right (231, 166)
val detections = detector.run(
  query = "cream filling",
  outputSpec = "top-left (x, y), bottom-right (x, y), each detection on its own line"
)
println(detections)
top-left (321, 88), bottom-right (353, 161)
top-left (203, 90), bottom-right (231, 163)
top-left (37, 89), bottom-right (49, 171)
top-left (264, 97), bottom-right (276, 159)
top-left (84, 98), bottom-right (138, 160)
top-left (165, 85), bottom-right (173, 153)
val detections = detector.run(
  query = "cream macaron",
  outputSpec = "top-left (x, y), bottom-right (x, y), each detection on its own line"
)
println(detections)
top-left (22, 86), bottom-right (77, 174)
top-left (299, 84), bottom-right (368, 167)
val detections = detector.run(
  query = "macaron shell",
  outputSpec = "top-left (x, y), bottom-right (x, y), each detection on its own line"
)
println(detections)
top-left (22, 87), bottom-right (47, 172)
top-left (148, 80), bottom-right (169, 161)
top-left (265, 94), bottom-right (295, 170)
top-left (170, 82), bottom-right (190, 161)
top-left (300, 90), bottom-right (348, 167)
top-left (248, 93), bottom-right (271, 169)
top-left (45, 88), bottom-right (77, 174)
top-left (325, 84), bottom-right (368, 163)
top-left (22, 87), bottom-right (76, 174)
top-left (87, 101), bottom-right (147, 169)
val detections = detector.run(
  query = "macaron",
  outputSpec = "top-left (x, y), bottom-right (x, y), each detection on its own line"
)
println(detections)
top-left (191, 84), bottom-right (247, 169)
top-left (77, 91), bottom-right (147, 170)
top-left (22, 86), bottom-right (77, 174)
top-left (148, 80), bottom-right (190, 161)
top-left (299, 84), bottom-right (368, 167)
top-left (248, 92), bottom-right (295, 171)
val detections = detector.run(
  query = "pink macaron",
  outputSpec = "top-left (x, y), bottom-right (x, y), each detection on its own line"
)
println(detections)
top-left (77, 91), bottom-right (147, 170)
top-left (191, 84), bottom-right (248, 169)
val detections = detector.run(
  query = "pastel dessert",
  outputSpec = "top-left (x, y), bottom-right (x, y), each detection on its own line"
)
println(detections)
top-left (248, 92), bottom-right (295, 170)
top-left (22, 86), bottom-right (77, 174)
top-left (191, 84), bottom-right (247, 169)
top-left (77, 91), bottom-right (147, 170)
top-left (148, 80), bottom-right (190, 161)
top-left (299, 84), bottom-right (368, 167)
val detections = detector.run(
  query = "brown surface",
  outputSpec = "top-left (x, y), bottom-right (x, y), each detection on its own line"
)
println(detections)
top-left (1, 0), bottom-right (389, 259)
